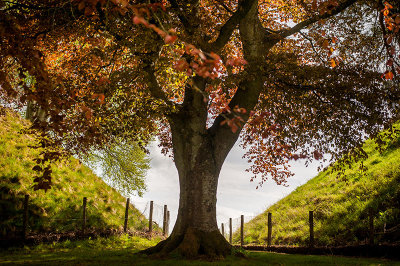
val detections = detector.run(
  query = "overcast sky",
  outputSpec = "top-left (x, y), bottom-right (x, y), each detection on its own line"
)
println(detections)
top-left (129, 140), bottom-right (323, 233)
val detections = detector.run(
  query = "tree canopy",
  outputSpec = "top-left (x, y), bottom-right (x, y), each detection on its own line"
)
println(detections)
top-left (1, 0), bottom-right (399, 258)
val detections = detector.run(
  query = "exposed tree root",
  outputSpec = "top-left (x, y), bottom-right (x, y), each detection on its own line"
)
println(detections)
top-left (139, 228), bottom-right (232, 259)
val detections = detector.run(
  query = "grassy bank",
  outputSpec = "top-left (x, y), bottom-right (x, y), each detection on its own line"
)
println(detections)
top-left (237, 127), bottom-right (400, 246)
top-left (0, 110), bottom-right (150, 237)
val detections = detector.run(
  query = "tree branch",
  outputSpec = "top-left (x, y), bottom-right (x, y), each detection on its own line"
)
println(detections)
top-left (214, 0), bottom-right (233, 13)
top-left (142, 61), bottom-right (172, 104)
top-left (276, 0), bottom-right (359, 40)
top-left (208, 0), bottom-right (266, 165)
top-left (209, 0), bottom-right (258, 52)
top-left (299, 31), bottom-right (325, 64)
top-left (274, 79), bottom-right (333, 105)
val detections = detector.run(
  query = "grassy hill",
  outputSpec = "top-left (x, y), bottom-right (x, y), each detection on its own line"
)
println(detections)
top-left (0, 109), bottom-right (150, 237)
top-left (238, 128), bottom-right (400, 246)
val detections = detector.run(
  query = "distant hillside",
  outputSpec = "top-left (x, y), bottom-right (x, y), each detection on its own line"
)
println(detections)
top-left (239, 128), bottom-right (400, 246)
top-left (0, 109), bottom-right (149, 237)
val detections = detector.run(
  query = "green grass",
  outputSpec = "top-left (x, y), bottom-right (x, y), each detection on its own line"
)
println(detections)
top-left (0, 236), bottom-right (398, 265)
top-left (0, 110), bottom-right (152, 236)
top-left (237, 126), bottom-right (400, 246)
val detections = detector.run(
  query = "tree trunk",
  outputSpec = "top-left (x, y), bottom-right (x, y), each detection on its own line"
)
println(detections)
top-left (144, 128), bottom-right (231, 258)
top-left (142, 161), bottom-right (231, 258)
top-left (142, 108), bottom-right (232, 258)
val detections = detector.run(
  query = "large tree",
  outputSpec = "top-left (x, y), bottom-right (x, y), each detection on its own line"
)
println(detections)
top-left (1, 0), bottom-right (399, 258)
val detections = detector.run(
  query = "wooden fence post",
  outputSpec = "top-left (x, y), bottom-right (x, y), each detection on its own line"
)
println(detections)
top-left (267, 212), bottom-right (272, 247)
top-left (124, 198), bottom-right (130, 233)
top-left (369, 208), bottom-right (374, 246)
top-left (148, 201), bottom-right (153, 233)
top-left (166, 211), bottom-right (170, 236)
top-left (163, 205), bottom-right (168, 236)
top-left (82, 197), bottom-right (87, 234)
top-left (229, 218), bottom-right (232, 244)
top-left (22, 195), bottom-right (29, 240)
top-left (240, 215), bottom-right (244, 247)
top-left (221, 223), bottom-right (224, 238)
top-left (309, 210), bottom-right (314, 248)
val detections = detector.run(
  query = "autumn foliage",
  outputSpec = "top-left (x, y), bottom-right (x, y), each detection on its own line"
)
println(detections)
top-left (0, 0), bottom-right (399, 192)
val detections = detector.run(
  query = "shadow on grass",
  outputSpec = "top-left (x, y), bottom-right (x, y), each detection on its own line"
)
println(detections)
top-left (1, 248), bottom-right (399, 265)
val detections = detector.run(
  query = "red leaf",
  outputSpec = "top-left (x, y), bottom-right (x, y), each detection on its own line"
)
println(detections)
top-left (231, 123), bottom-right (238, 133)
top-left (133, 16), bottom-right (141, 24)
top-left (92, 93), bottom-right (105, 104)
top-left (164, 35), bottom-right (177, 44)
top-left (133, 16), bottom-right (149, 27)
top-left (96, 77), bottom-right (111, 85)
top-left (313, 150), bottom-right (323, 160)
top-left (174, 59), bottom-right (189, 71)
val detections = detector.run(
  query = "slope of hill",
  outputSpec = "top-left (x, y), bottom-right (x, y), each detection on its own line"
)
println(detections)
top-left (0, 109), bottom-right (149, 237)
top-left (239, 128), bottom-right (400, 246)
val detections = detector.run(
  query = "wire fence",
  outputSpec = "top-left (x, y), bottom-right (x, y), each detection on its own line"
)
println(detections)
top-left (7, 195), bottom-right (398, 249)
top-left (6, 195), bottom-right (171, 240)
top-left (217, 207), bottom-right (400, 248)
top-left (152, 202), bottom-right (166, 228)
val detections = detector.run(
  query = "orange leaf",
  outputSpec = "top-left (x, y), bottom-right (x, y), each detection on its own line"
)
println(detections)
top-left (383, 9), bottom-right (389, 16)
top-left (330, 58), bottom-right (337, 68)
top-left (385, 71), bottom-right (394, 80)
top-left (384, 1), bottom-right (393, 9)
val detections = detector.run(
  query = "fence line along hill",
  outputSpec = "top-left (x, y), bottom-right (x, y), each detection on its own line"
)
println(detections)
top-left (237, 125), bottom-right (400, 247)
top-left (0, 109), bottom-right (151, 240)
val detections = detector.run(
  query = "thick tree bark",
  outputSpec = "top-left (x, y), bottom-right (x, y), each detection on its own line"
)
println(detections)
top-left (142, 136), bottom-right (232, 258)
